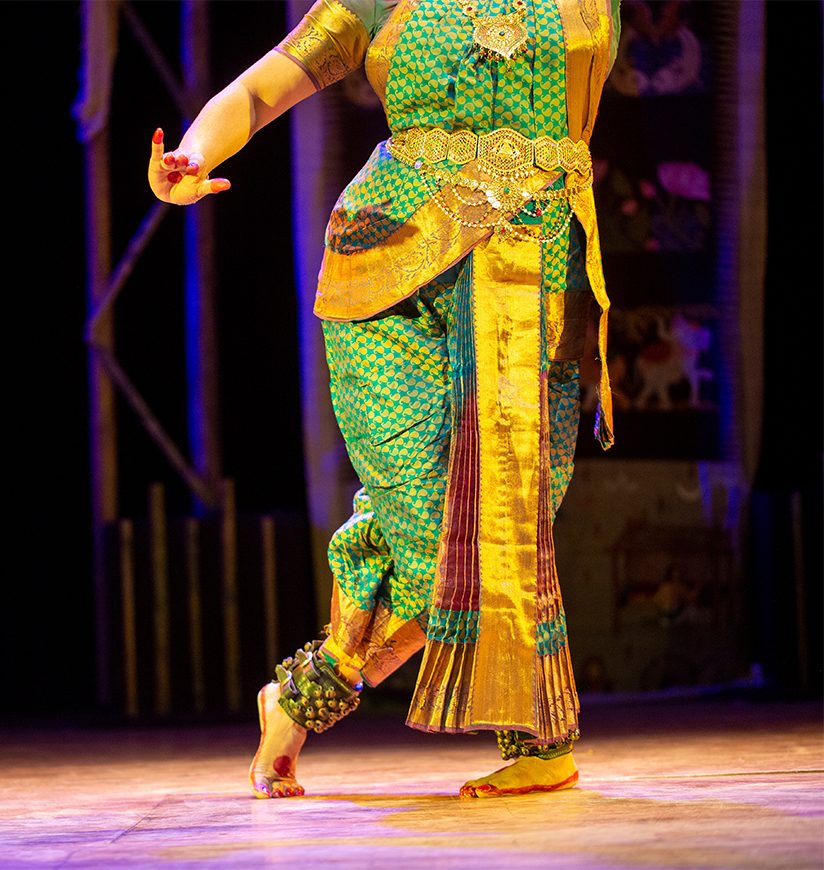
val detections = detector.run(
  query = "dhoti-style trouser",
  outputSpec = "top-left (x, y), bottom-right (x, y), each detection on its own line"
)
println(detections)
top-left (320, 239), bottom-right (583, 744)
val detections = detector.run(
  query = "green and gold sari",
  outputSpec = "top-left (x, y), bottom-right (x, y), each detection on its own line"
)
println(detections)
top-left (278, 0), bottom-right (620, 744)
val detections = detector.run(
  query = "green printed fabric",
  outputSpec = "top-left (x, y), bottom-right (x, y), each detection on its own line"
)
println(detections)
top-left (325, 143), bottom-right (433, 253)
top-left (323, 276), bottom-right (455, 621)
top-left (385, 0), bottom-right (566, 137)
top-left (536, 609), bottom-right (568, 657)
top-left (548, 360), bottom-right (581, 519)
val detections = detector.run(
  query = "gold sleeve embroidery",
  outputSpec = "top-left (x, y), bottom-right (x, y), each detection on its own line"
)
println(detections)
top-left (276, 0), bottom-right (370, 91)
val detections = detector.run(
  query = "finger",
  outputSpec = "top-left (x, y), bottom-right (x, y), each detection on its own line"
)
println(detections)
top-left (175, 154), bottom-right (189, 169)
top-left (167, 170), bottom-right (183, 184)
top-left (198, 178), bottom-right (231, 197)
top-left (186, 153), bottom-right (205, 175)
top-left (150, 128), bottom-right (165, 164)
top-left (163, 153), bottom-right (177, 168)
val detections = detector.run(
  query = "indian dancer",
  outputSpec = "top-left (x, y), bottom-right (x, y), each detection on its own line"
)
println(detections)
top-left (149, 0), bottom-right (620, 799)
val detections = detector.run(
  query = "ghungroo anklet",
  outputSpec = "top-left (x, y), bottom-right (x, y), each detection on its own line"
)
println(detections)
top-left (275, 638), bottom-right (362, 733)
top-left (496, 728), bottom-right (580, 761)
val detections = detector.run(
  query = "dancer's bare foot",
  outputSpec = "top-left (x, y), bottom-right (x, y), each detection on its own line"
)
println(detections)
top-left (459, 753), bottom-right (578, 797)
top-left (249, 682), bottom-right (307, 799)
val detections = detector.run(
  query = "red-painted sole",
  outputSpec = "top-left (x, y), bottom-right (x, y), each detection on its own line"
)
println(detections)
top-left (460, 768), bottom-right (579, 798)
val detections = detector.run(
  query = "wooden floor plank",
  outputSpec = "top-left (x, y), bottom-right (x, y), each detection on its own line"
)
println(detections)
top-left (0, 699), bottom-right (821, 868)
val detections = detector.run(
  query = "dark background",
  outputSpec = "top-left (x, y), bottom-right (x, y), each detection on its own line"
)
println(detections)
top-left (2, 0), bottom-right (821, 718)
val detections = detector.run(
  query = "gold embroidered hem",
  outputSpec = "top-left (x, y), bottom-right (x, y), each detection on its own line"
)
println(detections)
top-left (406, 640), bottom-right (580, 739)
top-left (325, 584), bottom-right (427, 688)
top-left (276, 0), bottom-right (369, 91)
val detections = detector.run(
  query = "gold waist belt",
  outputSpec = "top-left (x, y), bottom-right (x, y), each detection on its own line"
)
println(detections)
top-left (387, 127), bottom-right (592, 179)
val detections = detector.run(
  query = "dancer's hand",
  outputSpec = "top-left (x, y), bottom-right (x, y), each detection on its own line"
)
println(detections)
top-left (148, 128), bottom-right (231, 205)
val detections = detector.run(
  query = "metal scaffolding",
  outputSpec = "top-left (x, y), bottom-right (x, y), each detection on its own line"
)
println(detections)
top-left (77, 0), bottom-right (222, 707)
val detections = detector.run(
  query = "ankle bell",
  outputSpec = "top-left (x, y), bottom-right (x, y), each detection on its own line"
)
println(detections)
top-left (276, 638), bottom-right (362, 734)
top-left (496, 728), bottom-right (580, 761)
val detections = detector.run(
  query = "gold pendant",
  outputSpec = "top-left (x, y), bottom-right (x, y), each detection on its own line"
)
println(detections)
top-left (462, 0), bottom-right (529, 63)
top-left (472, 13), bottom-right (528, 61)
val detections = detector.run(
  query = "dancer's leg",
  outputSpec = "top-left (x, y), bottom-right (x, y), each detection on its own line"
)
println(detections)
top-left (319, 279), bottom-right (453, 679)
top-left (249, 681), bottom-right (309, 798)
top-left (251, 280), bottom-right (453, 799)
top-left (249, 630), bottom-right (366, 799)
top-left (460, 730), bottom-right (579, 797)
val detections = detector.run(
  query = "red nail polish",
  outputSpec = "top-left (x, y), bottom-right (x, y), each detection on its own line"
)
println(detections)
top-left (153, 128), bottom-right (163, 144)
top-left (168, 171), bottom-right (182, 184)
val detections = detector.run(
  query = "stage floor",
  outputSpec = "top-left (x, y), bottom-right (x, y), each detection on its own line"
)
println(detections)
top-left (1, 697), bottom-right (821, 868)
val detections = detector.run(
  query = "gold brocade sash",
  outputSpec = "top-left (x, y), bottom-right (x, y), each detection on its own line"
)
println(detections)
top-left (406, 232), bottom-right (577, 738)
top-left (469, 233), bottom-right (543, 731)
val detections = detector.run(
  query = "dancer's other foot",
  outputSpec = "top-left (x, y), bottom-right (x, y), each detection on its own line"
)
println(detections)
top-left (459, 752), bottom-right (578, 797)
top-left (249, 682), bottom-right (307, 799)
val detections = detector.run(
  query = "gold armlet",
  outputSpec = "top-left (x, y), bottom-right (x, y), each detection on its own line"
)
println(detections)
top-left (277, 0), bottom-right (369, 91)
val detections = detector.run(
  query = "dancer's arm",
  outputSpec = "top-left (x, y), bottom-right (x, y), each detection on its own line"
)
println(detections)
top-left (149, 0), bottom-right (378, 205)
top-left (148, 50), bottom-right (315, 206)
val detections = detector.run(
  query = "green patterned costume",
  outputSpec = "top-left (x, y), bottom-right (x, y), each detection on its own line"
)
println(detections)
top-left (277, 0), bottom-right (621, 748)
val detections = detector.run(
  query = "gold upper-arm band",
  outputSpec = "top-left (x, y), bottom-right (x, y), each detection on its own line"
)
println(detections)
top-left (276, 0), bottom-right (370, 91)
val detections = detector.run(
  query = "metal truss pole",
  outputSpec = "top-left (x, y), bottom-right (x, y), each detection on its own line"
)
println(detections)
top-left (86, 121), bottom-right (117, 706)
top-left (182, 1), bottom-right (221, 511)
top-left (80, 0), bottom-right (223, 706)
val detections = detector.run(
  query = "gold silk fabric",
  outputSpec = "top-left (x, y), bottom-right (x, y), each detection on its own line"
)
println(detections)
top-left (364, 0), bottom-right (420, 106)
top-left (558, 0), bottom-right (617, 444)
top-left (277, 0), bottom-right (370, 91)
top-left (470, 234), bottom-right (545, 733)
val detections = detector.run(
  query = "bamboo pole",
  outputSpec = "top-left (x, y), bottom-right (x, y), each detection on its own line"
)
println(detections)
top-left (77, 0), bottom-right (120, 708)
top-left (790, 491), bottom-right (809, 691)
top-left (149, 483), bottom-right (171, 716)
top-left (184, 517), bottom-right (206, 714)
top-left (288, 0), bottom-right (347, 623)
top-left (119, 518), bottom-right (138, 718)
top-left (221, 479), bottom-right (241, 712)
top-left (261, 517), bottom-right (279, 670)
